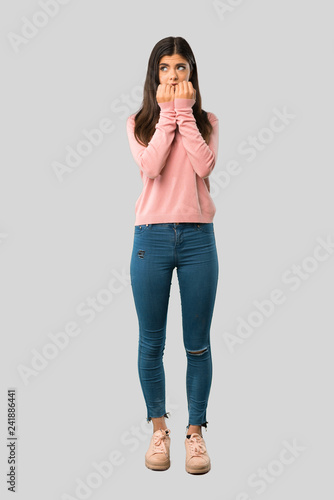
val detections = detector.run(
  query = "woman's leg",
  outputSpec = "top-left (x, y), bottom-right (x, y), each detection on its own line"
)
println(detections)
top-left (176, 223), bottom-right (219, 434)
top-left (130, 225), bottom-right (174, 429)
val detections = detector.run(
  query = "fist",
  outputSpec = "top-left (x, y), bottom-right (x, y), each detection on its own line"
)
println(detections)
top-left (174, 81), bottom-right (196, 100)
top-left (156, 83), bottom-right (175, 103)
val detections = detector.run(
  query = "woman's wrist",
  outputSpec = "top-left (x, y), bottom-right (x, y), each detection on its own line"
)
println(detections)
top-left (174, 97), bottom-right (195, 109)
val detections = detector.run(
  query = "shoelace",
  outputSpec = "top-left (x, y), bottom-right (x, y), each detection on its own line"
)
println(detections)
top-left (153, 429), bottom-right (170, 455)
top-left (188, 434), bottom-right (207, 457)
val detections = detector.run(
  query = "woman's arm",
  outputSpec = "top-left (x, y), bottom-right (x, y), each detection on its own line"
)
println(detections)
top-left (126, 100), bottom-right (177, 179)
top-left (174, 98), bottom-right (219, 179)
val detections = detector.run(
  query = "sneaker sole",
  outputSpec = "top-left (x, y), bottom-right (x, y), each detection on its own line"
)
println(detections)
top-left (145, 458), bottom-right (170, 471)
top-left (185, 462), bottom-right (211, 474)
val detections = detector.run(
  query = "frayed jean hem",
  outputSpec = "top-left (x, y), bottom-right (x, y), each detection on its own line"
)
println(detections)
top-left (146, 411), bottom-right (171, 424)
top-left (186, 421), bottom-right (209, 432)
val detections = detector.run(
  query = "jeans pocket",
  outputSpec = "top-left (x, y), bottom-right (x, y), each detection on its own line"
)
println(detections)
top-left (134, 224), bottom-right (150, 235)
top-left (196, 223), bottom-right (214, 234)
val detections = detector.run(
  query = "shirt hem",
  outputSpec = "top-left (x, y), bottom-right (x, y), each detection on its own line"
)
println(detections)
top-left (134, 214), bottom-right (215, 225)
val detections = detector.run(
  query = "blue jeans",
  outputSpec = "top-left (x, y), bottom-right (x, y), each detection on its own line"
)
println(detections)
top-left (130, 222), bottom-right (219, 431)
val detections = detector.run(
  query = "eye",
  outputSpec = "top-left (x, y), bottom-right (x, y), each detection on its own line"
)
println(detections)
top-left (159, 65), bottom-right (187, 71)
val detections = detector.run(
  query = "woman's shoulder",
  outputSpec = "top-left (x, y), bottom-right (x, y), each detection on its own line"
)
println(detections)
top-left (206, 110), bottom-right (219, 124)
top-left (127, 112), bottom-right (136, 123)
top-left (126, 113), bottom-right (137, 133)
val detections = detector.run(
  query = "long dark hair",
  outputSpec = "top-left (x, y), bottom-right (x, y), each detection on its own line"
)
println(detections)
top-left (133, 36), bottom-right (213, 147)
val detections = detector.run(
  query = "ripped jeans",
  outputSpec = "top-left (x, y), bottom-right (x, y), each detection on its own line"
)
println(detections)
top-left (130, 222), bottom-right (219, 431)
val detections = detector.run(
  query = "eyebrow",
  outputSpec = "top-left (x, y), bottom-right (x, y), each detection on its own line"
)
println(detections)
top-left (159, 62), bottom-right (187, 66)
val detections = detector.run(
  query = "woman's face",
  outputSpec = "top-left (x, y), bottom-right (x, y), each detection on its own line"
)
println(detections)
top-left (158, 54), bottom-right (191, 85)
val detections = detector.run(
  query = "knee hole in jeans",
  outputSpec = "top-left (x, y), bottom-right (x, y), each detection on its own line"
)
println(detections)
top-left (186, 347), bottom-right (208, 355)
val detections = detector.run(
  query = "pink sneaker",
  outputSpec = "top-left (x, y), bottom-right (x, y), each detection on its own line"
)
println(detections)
top-left (145, 428), bottom-right (171, 471)
top-left (185, 433), bottom-right (211, 474)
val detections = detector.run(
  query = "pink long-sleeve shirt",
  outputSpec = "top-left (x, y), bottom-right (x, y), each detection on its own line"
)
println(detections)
top-left (126, 97), bottom-right (219, 225)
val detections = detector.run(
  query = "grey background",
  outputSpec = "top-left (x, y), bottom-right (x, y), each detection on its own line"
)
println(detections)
top-left (1, 0), bottom-right (333, 498)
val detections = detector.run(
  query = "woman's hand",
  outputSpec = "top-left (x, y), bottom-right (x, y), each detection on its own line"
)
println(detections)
top-left (174, 81), bottom-right (196, 100)
top-left (156, 83), bottom-right (176, 103)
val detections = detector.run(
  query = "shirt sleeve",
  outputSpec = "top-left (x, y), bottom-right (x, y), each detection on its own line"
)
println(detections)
top-left (174, 98), bottom-right (219, 179)
top-left (126, 100), bottom-right (177, 179)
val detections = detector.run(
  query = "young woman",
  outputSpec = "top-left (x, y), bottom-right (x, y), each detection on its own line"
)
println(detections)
top-left (126, 36), bottom-right (219, 474)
